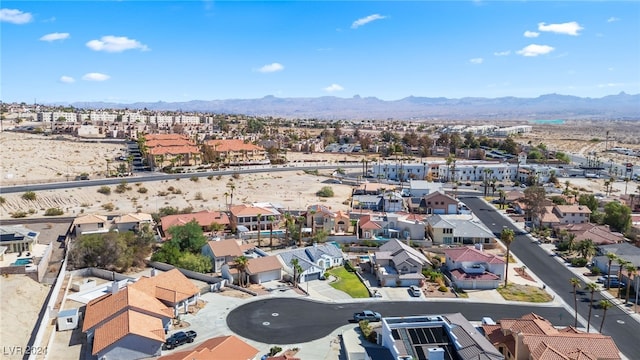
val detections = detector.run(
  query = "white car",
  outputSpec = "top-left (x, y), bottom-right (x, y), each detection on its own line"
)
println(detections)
top-left (409, 285), bottom-right (422, 297)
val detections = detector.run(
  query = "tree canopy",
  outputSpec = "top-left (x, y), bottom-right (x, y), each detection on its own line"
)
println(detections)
top-left (167, 219), bottom-right (207, 253)
top-left (603, 201), bottom-right (631, 232)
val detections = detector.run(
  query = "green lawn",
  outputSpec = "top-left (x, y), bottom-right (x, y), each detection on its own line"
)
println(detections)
top-left (497, 284), bottom-right (553, 302)
top-left (327, 266), bottom-right (370, 298)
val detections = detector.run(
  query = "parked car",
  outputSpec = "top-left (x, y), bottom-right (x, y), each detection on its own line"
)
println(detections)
top-left (608, 280), bottom-right (626, 288)
top-left (409, 285), bottom-right (422, 297)
top-left (596, 275), bottom-right (618, 284)
top-left (163, 330), bottom-right (197, 350)
top-left (353, 310), bottom-right (382, 322)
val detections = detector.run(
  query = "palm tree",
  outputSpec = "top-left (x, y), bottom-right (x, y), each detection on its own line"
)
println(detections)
top-left (624, 264), bottom-right (636, 304)
top-left (498, 189), bottom-right (506, 209)
top-left (599, 300), bottom-right (612, 332)
top-left (617, 259), bottom-right (629, 299)
top-left (268, 215), bottom-right (276, 248)
top-left (297, 215), bottom-right (305, 247)
top-left (290, 258), bottom-right (302, 287)
top-left (483, 168), bottom-right (493, 196)
top-left (577, 239), bottom-right (596, 261)
top-left (566, 233), bottom-right (577, 254)
top-left (227, 181), bottom-right (236, 208)
top-left (256, 213), bottom-right (263, 247)
top-left (570, 277), bottom-right (581, 328)
top-left (585, 282), bottom-right (598, 332)
top-left (234, 256), bottom-right (248, 287)
top-left (283, 213), bottom-right (293, 245)
top-left (501, 228), bottom-right (515, 287)
top-left (606, 253), bottom-right (618, 289)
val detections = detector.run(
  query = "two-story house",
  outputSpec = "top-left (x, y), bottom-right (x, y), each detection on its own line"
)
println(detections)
top-left (304, 204), bottom-right (351, 234)
top-left (443, 246), bottom-right (505, 290)
top-left (229, 204), bottom-right (281, 232)
top-left (201, 239), bottom-right (251, 273)
top-left (426, 214), bottom-right (496, 246)
top-left (407, 190), bottom-right (460, 214)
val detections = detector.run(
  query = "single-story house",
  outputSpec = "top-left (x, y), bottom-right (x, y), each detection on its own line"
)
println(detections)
top-left (278, 243), bottom-right (345, 282)
top-left (373, 239), bottom-right (431, 287)
top-left (113, 212), bottom-right (154, 232)
top-left (130, 268), bottom-right (201, 316)
top-left (246, 256), bottom-right (282, 284)
top-left (443, 246), bottom-right (505, 290)
top-left (160, 210), bottom-right (231, 238)
top-left (72, 214), bottom-right (109, 236)
top-left (0, 225), bottom-right (39, 253)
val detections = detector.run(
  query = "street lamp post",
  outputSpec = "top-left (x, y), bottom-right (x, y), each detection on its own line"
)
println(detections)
top-left (635, 275), bottom-right (639, 314)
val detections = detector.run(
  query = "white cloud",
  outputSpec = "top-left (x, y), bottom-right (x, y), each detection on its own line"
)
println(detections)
top-left (524, 31), bottom-right (539, 38)
top-left (597, 83), bottom-right (624, 88)
top-left (59, 76), bottom-right (75, 83)
top-left (538, 21), bottom-right (584, 36)
top-left (323, 84), bottom-right (344, 93)
top-left (40, 32), bottom-right (70, 42)
top-left (607, 17), bottom-right (619, 23)
top-left (82, 73), bottom-right (110, 81)
top-left (493, 50), bottom-right (511, 56)
top-left (86, 35), bottom-right (149, 53)
top-left (516, 44), bottom-right (555, 57)
top-left (0, 8), bottom-right (33, 24)
top-left (351, 14), bottom-right (386, 29)
top-left (469, 58), bottom-right (483, 64)
top-left (257, 63), bottom-right (284, 73)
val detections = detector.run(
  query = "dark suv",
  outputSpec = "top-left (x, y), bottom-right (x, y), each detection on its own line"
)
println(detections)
top-left (163, 330), bottom-right (197, 350)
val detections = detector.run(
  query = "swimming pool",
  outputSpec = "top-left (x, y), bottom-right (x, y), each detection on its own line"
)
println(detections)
top-left (11, 258), bottom-right (33, 266)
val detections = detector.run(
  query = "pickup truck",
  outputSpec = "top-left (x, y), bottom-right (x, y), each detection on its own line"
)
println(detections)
top-left (163, 330), bottom-right (197, 350)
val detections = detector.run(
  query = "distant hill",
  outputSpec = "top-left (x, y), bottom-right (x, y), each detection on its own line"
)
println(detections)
top-left (69, 92), bottom-right (640, 120)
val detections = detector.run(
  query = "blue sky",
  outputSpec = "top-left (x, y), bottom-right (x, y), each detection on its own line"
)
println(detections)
top-left (2, 1), bottom-right (639, 103)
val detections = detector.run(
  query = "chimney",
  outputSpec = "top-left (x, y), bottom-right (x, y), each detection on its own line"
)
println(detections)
top-left (110, 281), bottom-right (119, 294)
top-left (150, 268), bottom-right (157, 277)
top-left (474, 243), bottom-right (483, 252)
top-left (427, 347), bottom-right (445, 360)
top-left (313, 242), bottom-right (317, 248)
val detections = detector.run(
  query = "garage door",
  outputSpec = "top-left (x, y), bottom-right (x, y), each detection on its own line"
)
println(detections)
top-left (304, 272), bottom-right (320, 281)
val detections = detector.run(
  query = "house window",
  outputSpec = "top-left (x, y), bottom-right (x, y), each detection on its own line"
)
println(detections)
top-left (66, 318), bottom-right (73, 323)
top-left (97, 223), bottom-right (104, 228)
top-left (443, 228), bottom-right (453, 234)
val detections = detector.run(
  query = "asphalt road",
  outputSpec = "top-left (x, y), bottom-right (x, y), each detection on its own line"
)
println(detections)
top-left (0, 164), bottom-right (361, 194)
top-left (226, 298), bottom-right (571, 344)
top-left (460, 196), bottom-right (639, 358)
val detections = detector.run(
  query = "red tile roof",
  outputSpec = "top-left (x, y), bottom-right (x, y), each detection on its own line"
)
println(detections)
top-left (130, 269), bottom-right (200, 305)
top-left (92, 310), bottom-right (165, 355)
top-left (157, 335), bottom-right (259, 360)
top-left (144, 134), bottom-right (189, 141)
top-left (83, 286), bottom-right (172, 332)
top-left (230, 204), bottom-right (275, 217)
top-left (444, 246), bottom-right (505, 264)
top-left (161, 210), bottom-right (230, 233)
top-left (483, 313), bottom-right (621, 360)
top-left (450, 269), bottom-right (500, 281)
top-left (146, 139), bottom-right (195, 148)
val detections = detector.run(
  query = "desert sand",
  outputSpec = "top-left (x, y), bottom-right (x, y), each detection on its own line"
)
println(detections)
top-left (0, 276), bottom-right (51, 359)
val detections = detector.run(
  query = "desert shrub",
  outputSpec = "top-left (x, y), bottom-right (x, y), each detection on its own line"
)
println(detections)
top-left (114, 181), bottom-right (132, 194)
top-left (22, 191), bottom-right (37, 201)
top-left (207, 175), bottom-right (214, 180)
top-left (173, 188), bottom-right (182, 194)
top-left (216, 175), bottom-right (222, 180)
top-left (316, 186), bottom-right (334, 197)
top-left (232, 172), bottom-right (241, 179)
top-left (571, 257), bottom-right (588, 267)
top-left (167, 186), bottom-right (175, 192)
top-left (11, 211), bottom-right (27, 218)
top-left (0, 196), bottom-right (5, 204)
top-left (28, 209), bottom-right (36, 214)
top-left (97, 186), bottom-right (111, 195)
top-left (102, 203), bottom-right (115, 211)
top-left (190, 176), bottom-right (199, 182)
top-left (157, 190), bottom-right (169, 196)
top-left (194, 192), bottom-right (203, 200)
top-left (137, 187), bottom-right (148, 194)
top-left (44, 208), bottom-right (64, 216)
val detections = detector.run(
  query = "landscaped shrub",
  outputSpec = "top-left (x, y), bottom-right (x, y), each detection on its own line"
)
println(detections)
top-left (269, 346), bottom-right (282, 356)
top-left (438, 285), bottom-right (448, 292)
top-left (358, 320), bottom-right (377, 343)
top-left (571, 257), bottom-right (588, 267)
top-left (97, 186), bottom-right (111, 195)
top-left (44, 208), bottom-right (64, 216)
top-left (137, 187), bottom-right (148, 194)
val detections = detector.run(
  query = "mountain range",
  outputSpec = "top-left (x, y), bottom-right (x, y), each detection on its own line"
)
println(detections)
top-left (70, 92), bottom-right (640, 121)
